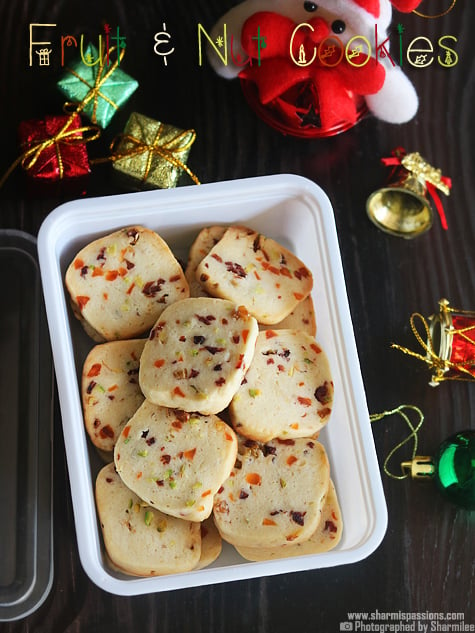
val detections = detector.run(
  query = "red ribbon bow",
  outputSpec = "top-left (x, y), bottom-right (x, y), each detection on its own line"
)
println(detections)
top-left (381, 148), bottom-right (452, 230)
top-left (238, 12), bottom-right (386, 130)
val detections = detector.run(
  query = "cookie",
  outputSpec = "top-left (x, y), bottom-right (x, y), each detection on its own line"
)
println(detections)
top-left (114, 400), bottom-right (238, 522)
top-left (213, 438), bottom-right (330, 548)
top-left (194, 518), bottom-right (222, 570)
top-left (259, 294), bottom-right (317, 336)
top-left (82, 339), bottom-right (146, 451)
top-left (95, 463), bottom-right (201, 576)
top-left (185, 226), bottom-right (227, 297)
top-left (195, 226), bottom-right (313, 324)
top-left (139, 297), bottom-right (259, 415)
top-left (229, 330), bottom-right (333, 442)
top-left (235, 479), bottom-right (342, 561)
top-left (65, 226), bottom-right (189, 341)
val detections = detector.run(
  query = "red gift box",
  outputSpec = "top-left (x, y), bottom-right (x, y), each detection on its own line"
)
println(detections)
top-left (18, 113), bottom-right (91, 181)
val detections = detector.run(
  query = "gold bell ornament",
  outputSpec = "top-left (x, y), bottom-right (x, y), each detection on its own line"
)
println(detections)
top-left (366, 148), bottom-right (452, 238)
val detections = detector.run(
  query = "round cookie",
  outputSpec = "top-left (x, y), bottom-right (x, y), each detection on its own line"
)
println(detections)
top-left (139, 297), bottom-right (259, 415)
top-left (195, 226), bottom-right (313, 324)
top-left (235, 479), bottom-right (342, 561)
top-left (95, 463), bottom-right (201, 576)
top-left (65, 225), bottom-right (189, 341)
top-left (185, 226), bottom-right (227, 297)
top-left (114, 400), bottom-right (238, 522)
top-left (229, 330), bottom-right (334, 442)
top-left (213, 438), bottom-right (330, 548)
top-left (82, 339), bottom-right (146, 451)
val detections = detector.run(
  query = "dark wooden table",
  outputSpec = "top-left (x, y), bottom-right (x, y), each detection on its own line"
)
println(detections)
top-left (1, 1), bottom-right (473, 631)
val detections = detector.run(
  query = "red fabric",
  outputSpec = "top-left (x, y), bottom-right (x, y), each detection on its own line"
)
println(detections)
top-left (239, 12), bottom-right (385, 130)
top-left (390, 0), bottom-right (423, 12)
top-left (353, 0), bottom-right (380, 17)
top-left (18, 113), bottom-right (90, 181)
top-left (450, 316), bottom-right (475, 377)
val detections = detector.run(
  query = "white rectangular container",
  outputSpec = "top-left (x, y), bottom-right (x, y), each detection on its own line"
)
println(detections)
top-left (38, 174), bottom-right (387, 595)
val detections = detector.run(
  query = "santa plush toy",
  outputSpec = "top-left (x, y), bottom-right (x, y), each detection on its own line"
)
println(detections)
top-left (208, 0), bottom-right (423, 136)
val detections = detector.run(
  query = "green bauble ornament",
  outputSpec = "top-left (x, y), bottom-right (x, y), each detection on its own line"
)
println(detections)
top-left (402, 430), bottom-right (475, 510)
top-left (434, 430), bottom-right (475, 510)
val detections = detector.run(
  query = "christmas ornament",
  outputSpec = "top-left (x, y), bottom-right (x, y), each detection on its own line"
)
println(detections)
top-left (0, 112), bottom-right (100, 187)
top-left (370, 405), bottom-right (475, 510)
top-left (392, 298), bottom-right (475, 385)
top-left (57, 43), bottom-right (139, 128)
top-left (366, 148), bottom-right (452, 238)
top-left (207, 0), bottom-right (422, 137)
top-left (101, 112), bottom-right (200, 189)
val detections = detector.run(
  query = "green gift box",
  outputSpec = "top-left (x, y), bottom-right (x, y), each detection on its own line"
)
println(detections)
top-left (57, 43), bottom-right (138, 128)
top-left (111, 112), bottom-right (199, 189)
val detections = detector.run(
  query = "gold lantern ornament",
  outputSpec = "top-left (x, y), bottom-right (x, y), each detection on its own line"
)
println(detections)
top-left (366, 149), bottom-right (452, 238)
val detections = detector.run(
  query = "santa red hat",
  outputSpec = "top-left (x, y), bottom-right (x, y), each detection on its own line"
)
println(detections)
top-left (389, 0), bottom-right (423, 11)
top-left (352, 0), bottom-right (423, 16)
top-left (352, 0), bottom-right (380, 17)
top-left (314, 0), bottom-right (422, 30)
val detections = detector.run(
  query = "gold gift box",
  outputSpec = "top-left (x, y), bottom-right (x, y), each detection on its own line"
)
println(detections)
top-left (112, 112), bottom-right (198, 189)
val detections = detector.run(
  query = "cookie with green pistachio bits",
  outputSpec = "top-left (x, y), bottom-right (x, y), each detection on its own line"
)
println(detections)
top-left (185, 226), bottom-right (227, 298)
top-left (229, 330), bottom-right (334, 442)
top-left (195, 226), bottom-right (313, 324)
top-left (114, 400), bottom-right (238, 522)
top-left (235, 479), bottom-right (342, 561)
top-left (82, 339), bottom-right (146, 452)
top-left (95, 463), bottom-right (201, 576)
top-left (65, 225), bottom-right (189, 341)
top-left (213, 438), bottom-right (330, 549)
top-left (139, 297), bottom-right (259, 415)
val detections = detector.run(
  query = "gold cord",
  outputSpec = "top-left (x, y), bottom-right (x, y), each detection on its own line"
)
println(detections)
top-left (413, 0), bottom-right (457, 19)
top-left (391, 312), bottom-right (475, 383)
top-left (370, 404), bottom-right (425, 480)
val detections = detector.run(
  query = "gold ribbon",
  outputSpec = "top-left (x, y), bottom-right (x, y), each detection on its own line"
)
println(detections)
top-left (63, 46), bottom-right (125, 124)
top-left (391, 312), bottom-right (475, 383)
top-left (95, 123), bottom-right (200, 185)
top-left (0, 113), bottom-right (100, 188)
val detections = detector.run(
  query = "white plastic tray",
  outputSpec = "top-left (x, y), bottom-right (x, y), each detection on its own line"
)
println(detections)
top-left (38, 174), bottom-right (387, 596)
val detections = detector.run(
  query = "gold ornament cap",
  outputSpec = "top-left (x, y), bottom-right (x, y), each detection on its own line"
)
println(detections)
top-left (401, 456), bottom-right (436, 479)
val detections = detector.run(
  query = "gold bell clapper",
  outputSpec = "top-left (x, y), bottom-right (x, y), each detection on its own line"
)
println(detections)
top-left (366, 148), bottom-right (452, 238)
top-left (392, 298), bottom-right (475, 386)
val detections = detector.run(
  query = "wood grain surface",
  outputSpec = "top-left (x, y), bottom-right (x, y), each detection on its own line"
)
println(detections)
top-left (0, 1), bottom-right (473, 631)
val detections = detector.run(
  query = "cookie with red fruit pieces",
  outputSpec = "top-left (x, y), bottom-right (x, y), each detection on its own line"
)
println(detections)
top-left (139, 297), bottom-right (258, 415)
top-left (229, 329), bottom-right (333, 442)
top-left (213, 438), bottom-right (330, 548)
top-left (114, 400), bottom-right (238, 522)
top-left (65, 226), bottom-right (189, 341)
top-left (195, 226), bottom-right (313, 324)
